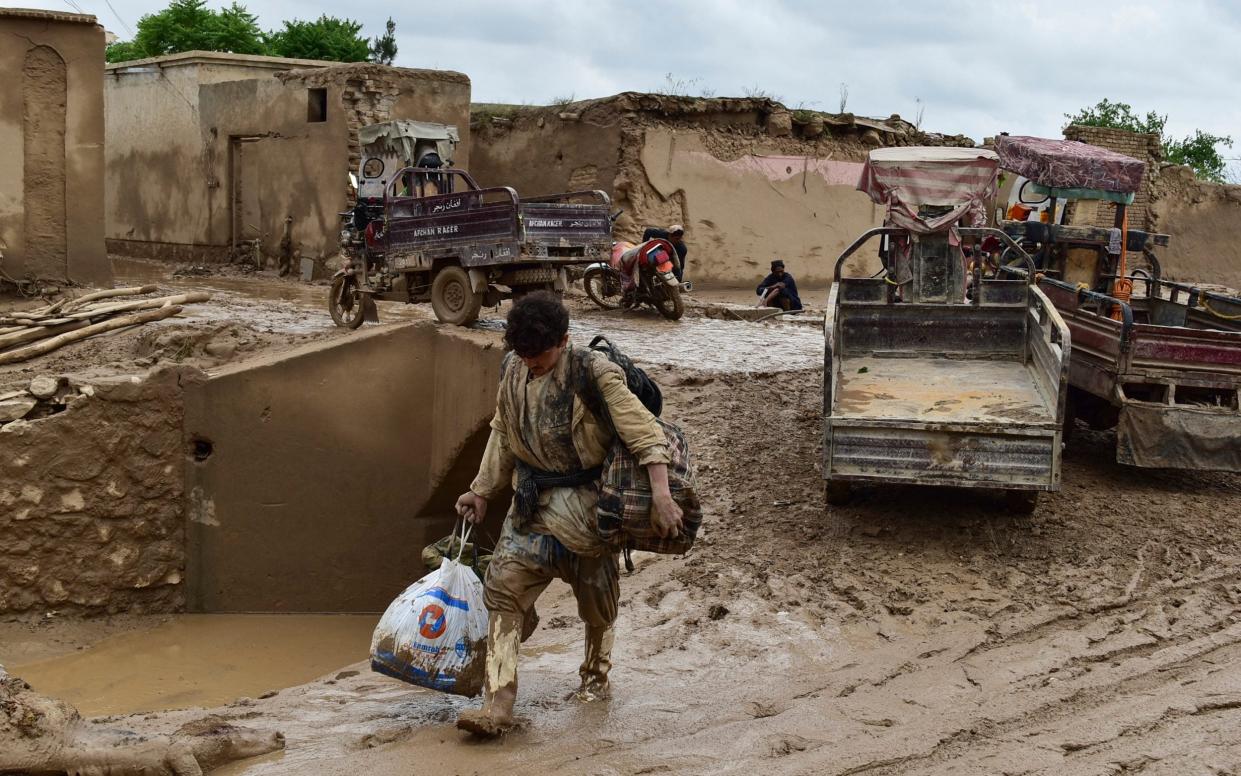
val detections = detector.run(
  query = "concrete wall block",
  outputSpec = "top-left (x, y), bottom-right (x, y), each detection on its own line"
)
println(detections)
top-left (182, 322), bottom-right (503, 612)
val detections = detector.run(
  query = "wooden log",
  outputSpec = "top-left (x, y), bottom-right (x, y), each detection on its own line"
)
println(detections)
top-left (0, 306), bottom-right (184, 365)
top-left (0, 316), bottom-right (83, 328)
top-left (59, 285), bottom-right (160, 313)
top-left (67, 292), bottom-right (210, 320)
top-left (0, 320), bottom-right (91, 352)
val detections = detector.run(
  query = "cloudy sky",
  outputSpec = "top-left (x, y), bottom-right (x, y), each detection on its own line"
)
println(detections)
top-left (29, 0), bottom-right (1241, 176)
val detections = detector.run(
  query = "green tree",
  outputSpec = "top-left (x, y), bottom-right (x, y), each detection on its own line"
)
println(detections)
top-left (266, 15), bottom-right (369, 62)
top-left (104, 1), bottom-right (372, 65)
top-left (369, 17), bottom-right (397, 65)
top-left (104, 40), bottom-right (144, 63)
top-left (210, 2), bottom-right (266, 55)
top-left (1164, 130), bottom-right (1234, 183)
top-left (132, 0), bottom-right (219, 56)
top-left (1065, 99), bottom-right (1234, 183)
top-left (105, 0), bottom-right (264, 62)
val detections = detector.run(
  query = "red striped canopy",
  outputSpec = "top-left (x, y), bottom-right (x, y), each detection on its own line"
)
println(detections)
top-left (858, 147), bottom-right (999, 233)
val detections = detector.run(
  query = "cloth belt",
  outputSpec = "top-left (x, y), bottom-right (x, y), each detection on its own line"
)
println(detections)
top-left (513, 460), bottom-right (603, 528)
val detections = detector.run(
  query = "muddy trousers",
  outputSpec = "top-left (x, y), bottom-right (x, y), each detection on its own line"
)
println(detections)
top-left (482, 524), bottom-right (620, 701)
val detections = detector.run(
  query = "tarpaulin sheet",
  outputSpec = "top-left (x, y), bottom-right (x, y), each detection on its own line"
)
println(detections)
top-left (857, 147), bottom-right (999, 233)
top-left (359, 120), bottom-right (459, 166)
top-left (1116, 401), bottom-right (1241, 472)
top-left (995, 135), bottom-right (1145, 196)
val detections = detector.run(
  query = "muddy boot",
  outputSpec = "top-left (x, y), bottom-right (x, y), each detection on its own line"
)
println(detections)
top-left (457, 613), bottom-right (521, 738)
top-left (571, 623), bottom-right (614, 701)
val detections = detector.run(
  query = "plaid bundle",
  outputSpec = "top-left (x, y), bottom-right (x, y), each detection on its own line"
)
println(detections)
top-left (596, 418), bottom-right (702, 555)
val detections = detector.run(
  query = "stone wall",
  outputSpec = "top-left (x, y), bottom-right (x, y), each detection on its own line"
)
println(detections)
top-left (1062, 124), bottom-right (1162, 231)
top-left (0, 9), bottom-right (110, 291)
top-left (0, 368), bottom-right (201, 614)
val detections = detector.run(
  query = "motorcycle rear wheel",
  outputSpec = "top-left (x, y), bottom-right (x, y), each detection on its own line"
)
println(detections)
top-left (584, 266), bottom-right (623, 310)
top-left (653, 283), bottom-right (684, 321)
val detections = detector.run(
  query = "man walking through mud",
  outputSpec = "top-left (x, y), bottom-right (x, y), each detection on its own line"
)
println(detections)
top-left (454, 292), bottom-right (683, 736)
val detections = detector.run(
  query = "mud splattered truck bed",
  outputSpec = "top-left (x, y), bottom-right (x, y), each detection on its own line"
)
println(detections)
top-left (823, 148), bottom-right (1071, 512)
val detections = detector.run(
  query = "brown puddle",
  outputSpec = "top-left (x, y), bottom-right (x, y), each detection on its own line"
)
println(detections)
top-left (9, 614), bottom-right (378, 716)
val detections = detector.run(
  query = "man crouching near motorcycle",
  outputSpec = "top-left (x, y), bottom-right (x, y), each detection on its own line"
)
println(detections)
top-left (454, 291), bottom-right (683, 737)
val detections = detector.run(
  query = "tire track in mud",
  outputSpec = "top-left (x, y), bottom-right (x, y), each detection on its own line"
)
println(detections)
top-left (649, 365), bottom-right (1241, 776)
top-left (828, 633), bottom-right (1241, 776)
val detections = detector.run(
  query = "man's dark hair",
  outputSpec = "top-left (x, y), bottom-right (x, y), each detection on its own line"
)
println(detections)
top-left (771, 259), bottom-right (785, 271)
top-left (504, 291), bottom-right (569, 357)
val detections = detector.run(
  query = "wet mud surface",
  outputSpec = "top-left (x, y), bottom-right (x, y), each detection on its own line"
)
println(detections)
top-left (10, 615), bottom-right (378, 716)
top-left (3, 259), bottom-right (1240, 774)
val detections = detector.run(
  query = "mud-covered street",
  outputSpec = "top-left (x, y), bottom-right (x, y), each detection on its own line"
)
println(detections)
top-left (4, 5), bottom-right (1241, 772)
top-left (4, 264), bottom-right (1238, 775)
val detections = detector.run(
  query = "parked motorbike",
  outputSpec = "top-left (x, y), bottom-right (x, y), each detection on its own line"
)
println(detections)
top-left (583, 238), bottom-right (684, 321)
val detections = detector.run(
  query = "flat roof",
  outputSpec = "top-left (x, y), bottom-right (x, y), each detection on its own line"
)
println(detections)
top-left (0, 7), bottom-right (98, 24)
top-left (106, 49), bottom-right (332, 73)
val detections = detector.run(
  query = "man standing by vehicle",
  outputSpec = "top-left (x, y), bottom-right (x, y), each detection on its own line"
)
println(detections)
top-left (756, 259), bottom-right (803, 311)
top-left (454, 292), bottom-right (683, 737)
top-left (643, 224), bottom-right (688, 284)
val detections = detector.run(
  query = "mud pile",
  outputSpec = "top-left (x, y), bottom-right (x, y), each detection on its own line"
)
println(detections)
top-left (0, 664), bottom-right (284, 774)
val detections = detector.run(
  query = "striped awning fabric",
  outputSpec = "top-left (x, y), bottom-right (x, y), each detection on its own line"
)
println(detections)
top-left (858, 147), bottom-right (999, 233)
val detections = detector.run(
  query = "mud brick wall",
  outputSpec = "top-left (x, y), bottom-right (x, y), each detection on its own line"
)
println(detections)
top-left (0, 9), bottom-right (111, 289)
top-left (277, 64), bottom-right (471, 203)
top-left (469, 94), bottom-right (975, 285)
top-left (1062, 124), bottom-right (1162, 231)
top-left (1148, 165), bottom-right (1241, 289)
top-left (0, 368), bottom-right (200, 614)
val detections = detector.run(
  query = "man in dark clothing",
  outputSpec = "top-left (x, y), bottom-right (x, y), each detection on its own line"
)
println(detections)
top-left (642, 224), bottom-right (688, 283)
top-left (756, 260), bottom-right (803, 311)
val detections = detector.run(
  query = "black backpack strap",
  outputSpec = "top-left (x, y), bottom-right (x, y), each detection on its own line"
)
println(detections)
top-left (587, 336), bottom-right (662, 417)
top-left (571, 345), bottom-right (613, 433)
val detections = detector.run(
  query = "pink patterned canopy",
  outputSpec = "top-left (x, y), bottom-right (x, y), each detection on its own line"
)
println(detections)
top-left (994, 135), bottom-right (1145, 195)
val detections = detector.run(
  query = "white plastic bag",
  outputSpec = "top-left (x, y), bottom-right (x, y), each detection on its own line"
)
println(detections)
top-left (370, 523), bottom-right (489, 696)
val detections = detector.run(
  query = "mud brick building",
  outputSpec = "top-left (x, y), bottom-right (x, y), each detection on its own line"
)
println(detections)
top-left (0, 9), bottom-right (111, 290)
top-left (1062, 124), bottom-right (1162, 231)
top-left (105, 54), bottom-right (470, 274)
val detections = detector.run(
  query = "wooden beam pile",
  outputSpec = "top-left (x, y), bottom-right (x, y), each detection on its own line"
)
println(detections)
top-left (0, 286), bottom-right (211, 366)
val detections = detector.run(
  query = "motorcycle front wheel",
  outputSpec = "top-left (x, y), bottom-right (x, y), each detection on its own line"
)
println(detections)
top-left (653, 282), bottom-right (684, 321)
top-left (329, 275), bottom-right (366, 329)
top-left (584, 265), bottom-right (623, 310)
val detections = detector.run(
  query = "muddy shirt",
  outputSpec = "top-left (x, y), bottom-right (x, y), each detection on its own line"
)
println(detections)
top-left (471, 344), bottom-right (669, 556)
